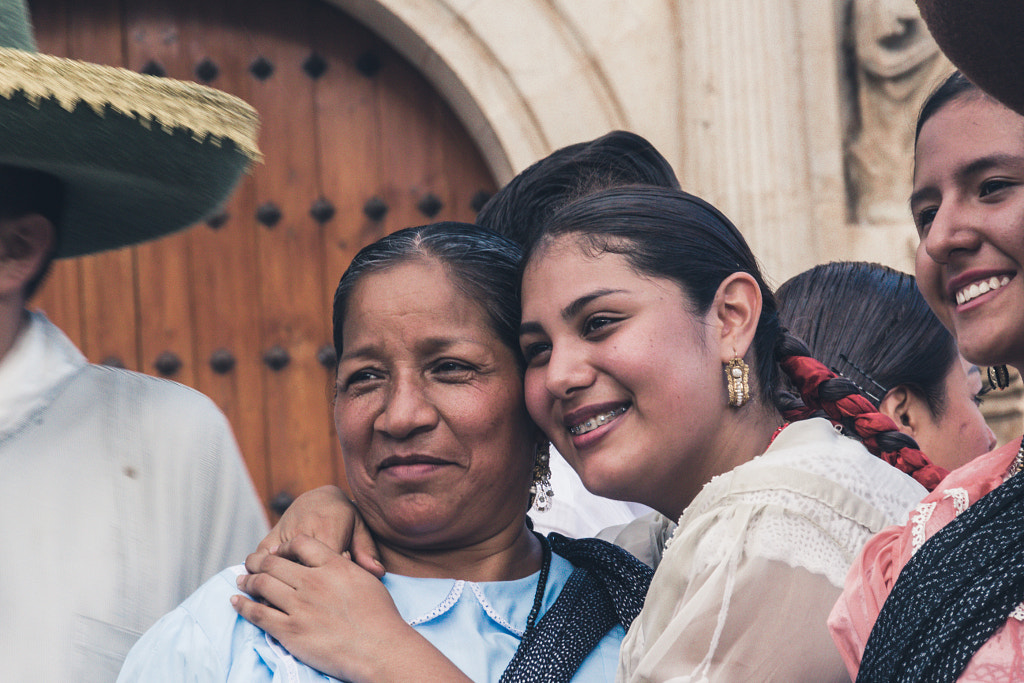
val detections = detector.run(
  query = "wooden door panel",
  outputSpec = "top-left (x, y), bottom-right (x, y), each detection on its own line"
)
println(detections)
top-left (124, 1), bottom-right (200, 389)
top-left (67, 0), bottom-right (142, 371)
top-left (179, 0), bottom-right (274, 501)
top-left (30, 0), bottom-right (498, 518)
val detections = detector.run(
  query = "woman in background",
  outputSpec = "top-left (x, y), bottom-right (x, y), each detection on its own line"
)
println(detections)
top-left (777, 261), bottom-right (995, 471)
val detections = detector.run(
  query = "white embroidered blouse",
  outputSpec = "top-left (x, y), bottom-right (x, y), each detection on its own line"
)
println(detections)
top-left (615, 418), bottom-right (926, 683)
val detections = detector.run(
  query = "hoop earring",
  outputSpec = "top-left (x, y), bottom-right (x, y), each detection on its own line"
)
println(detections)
top-left (989, 365), bottom-right (1011, 390)
top-left (530, 442), bottom-right (554, 512)
top-left (726, 357), bottom-right (750, 408)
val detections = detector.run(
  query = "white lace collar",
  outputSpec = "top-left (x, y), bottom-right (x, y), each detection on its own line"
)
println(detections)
top-left (381, 552), bottom-right (572, 637)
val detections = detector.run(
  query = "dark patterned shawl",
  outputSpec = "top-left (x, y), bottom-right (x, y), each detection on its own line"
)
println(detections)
top-left (500, 533), bottom-right (653, 682)
top-left (857, 468), bottom-right (1024, 682)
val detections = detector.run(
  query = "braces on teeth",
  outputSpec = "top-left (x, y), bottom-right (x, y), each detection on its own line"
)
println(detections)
top-left (568, 406), bottom-right (628, 436)
top-left (956, 276), bottom-right (1011, 305)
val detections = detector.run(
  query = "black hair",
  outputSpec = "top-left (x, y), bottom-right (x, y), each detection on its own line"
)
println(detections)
top-left (476, 130), bottom-right (679, 250)
top-left (333, 222), bottom-right (523, 368)
top-left (915, 71), bottom-right (987, 146)
top-left (777, 262), bottom-right (959, 416)
top-left (0, 165), bottom-right (65, 299)
top-left (524, 186), bottom-right (947, 489)
top-left (524, 185), bottom-right (783, 407)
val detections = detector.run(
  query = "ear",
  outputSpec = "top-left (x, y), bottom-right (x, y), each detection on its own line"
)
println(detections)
top-left (878, 385), bottom-right (929, 438)
top-left (711, 272), bottom-right (762, 363)
top-left (0, 214), bottom-right (55, 298)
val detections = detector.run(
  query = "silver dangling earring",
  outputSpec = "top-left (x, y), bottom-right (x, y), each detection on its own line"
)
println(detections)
top-left (989, 365), bottom-right (1011, 390)
top-left (530, 442), bottom-right (554, 512)
top-left (726, 357), bottom-right (750, 408)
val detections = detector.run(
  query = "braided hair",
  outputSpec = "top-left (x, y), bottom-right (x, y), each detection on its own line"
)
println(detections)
top-left (775, 333), bottom-right (947, 490)
top-left (529, 185), bottom-right (946, 490)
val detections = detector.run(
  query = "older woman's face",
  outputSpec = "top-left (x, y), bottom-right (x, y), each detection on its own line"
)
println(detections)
top-left (335, 258), bottom-right (537, 548)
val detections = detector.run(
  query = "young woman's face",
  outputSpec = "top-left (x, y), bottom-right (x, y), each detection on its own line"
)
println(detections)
top-left (518, 235), bottom-right (724, 513)
top-left (913, 96), bottom-right (1024, 369)
top-left (913, 357), bottom-right (996, 470)
top-left (335, 259), bottom-right (536, 549)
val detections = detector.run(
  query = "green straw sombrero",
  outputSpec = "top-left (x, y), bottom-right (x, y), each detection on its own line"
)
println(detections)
top-left (0, 0), bottom-right (261, 257)
top-left (916, 0), bottom-right (1024, 117)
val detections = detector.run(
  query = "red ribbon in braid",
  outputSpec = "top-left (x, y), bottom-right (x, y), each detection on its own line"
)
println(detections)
top-left (780, 354), bottom-right (948, 491)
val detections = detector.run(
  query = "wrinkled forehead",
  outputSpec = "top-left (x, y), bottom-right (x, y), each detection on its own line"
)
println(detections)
top-left (343, 261), bottom-right (497, 349)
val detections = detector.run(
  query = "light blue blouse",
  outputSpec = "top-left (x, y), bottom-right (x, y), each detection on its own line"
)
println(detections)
top-left (118, 552), bottom-right (623, 682)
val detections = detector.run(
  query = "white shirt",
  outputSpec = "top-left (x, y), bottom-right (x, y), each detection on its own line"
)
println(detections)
top-left (616, 418), bottom-right (926, 683)
top-left (0, 310), bottom-right (84, 432)
top-left (531, 448), bottom-right (653, 538)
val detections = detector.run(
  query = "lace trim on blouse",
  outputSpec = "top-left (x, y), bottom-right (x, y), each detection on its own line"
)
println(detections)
top-left (911, 502), bottom-right (938, 556)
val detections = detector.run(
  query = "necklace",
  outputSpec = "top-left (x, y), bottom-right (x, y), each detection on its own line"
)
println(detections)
top-left (1008, 436), bottom-right (1024, 479)
top-left (523, 532), bottom-right (552, 637)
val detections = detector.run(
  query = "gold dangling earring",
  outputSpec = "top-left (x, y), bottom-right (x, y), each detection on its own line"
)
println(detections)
top-left (726, 357), bottom-right (750, 408)
top-left (988, 365), bottom-right (1011, 390)
top-left (530, 442), bottom-right (554, 512)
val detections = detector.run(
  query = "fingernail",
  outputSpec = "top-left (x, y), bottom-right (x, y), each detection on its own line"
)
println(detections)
top-left (268, 544), bottom-right (280, 554)
top-left (230, 595), bottom-right (240, 607)
top-left (341, 550), bottom-right (351, 559)
top-left (236, 575), bottom-right (245, 587)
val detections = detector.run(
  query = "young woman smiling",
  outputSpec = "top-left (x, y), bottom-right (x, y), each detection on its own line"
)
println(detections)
top-left (829, 70), bottom-right (1024, 683)
top-left (515, 186), bottom-right (942, 682)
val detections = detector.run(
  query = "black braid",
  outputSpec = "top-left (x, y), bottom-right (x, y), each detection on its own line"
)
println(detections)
top-left (774, 328), bottom-right (923, 455)
top-left (771, 330), bottom-right (821, 416)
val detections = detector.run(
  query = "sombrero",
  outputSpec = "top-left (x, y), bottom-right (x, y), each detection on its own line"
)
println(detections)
top-left (915, 0), bottom-right (1024, 116)
top-left (0, 0), bottom-right (260, 257)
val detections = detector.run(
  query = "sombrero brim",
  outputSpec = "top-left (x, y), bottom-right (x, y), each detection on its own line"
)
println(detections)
top-left (0, 47), bottom-right (260, 258)
top-left (916, 0), bottom-right (1024, 116)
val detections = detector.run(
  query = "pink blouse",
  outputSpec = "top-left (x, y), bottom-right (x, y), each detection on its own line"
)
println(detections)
top-left (828, 438), bottom-right (1024, 682)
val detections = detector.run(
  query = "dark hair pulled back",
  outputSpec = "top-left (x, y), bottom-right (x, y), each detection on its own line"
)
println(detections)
top-left (528, 186), bottom-right (946, 490)
top-left (333, 222), bottom-right (523, 368)
top-left (477, 130), bottom-right (680, 250)
top-left (915, 71), bottom-right (985, 147)
top-left (777, 262), bottom-right (958, 416)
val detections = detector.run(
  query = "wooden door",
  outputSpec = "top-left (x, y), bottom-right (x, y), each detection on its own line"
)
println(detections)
top-left (29, 0), bottom-right (497, 518)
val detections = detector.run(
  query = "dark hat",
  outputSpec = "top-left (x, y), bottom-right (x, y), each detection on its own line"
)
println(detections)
top-left (915, 0), bottom-right (1024, 116)
top-left (0, 0), bottom-right (261, 257)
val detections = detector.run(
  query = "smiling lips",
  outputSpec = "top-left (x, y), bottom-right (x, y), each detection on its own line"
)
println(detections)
top-left (955, 275), bottom-right (1012, 305)
top-left (377, 454), bottom-right (452, 473)
top-left (568, 405), bottom-right (628, 436)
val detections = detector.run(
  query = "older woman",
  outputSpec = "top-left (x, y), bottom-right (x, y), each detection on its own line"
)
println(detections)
top-left (117, 222), bottom-right (650, 682)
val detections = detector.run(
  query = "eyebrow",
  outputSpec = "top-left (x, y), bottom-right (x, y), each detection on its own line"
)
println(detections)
top-left (911, 153), bottom-right (1024, 206)
top-left (518, 288), bottom-right (626, 336)
top-left (340, 336), bottom-right (484, 361)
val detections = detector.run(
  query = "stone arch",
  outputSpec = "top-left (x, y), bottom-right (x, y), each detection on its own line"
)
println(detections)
top-left (324, 0), bottom-right (628, 184)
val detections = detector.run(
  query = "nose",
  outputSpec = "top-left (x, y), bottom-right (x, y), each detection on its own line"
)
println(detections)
top-left (374, 373), bottom-right (438, 439)
top-left (543, 341), bottom-right (595, 399)
top-left (984, 423), bottom-right (997, 453)
top-left (923, 201), bottom-right (982, 264)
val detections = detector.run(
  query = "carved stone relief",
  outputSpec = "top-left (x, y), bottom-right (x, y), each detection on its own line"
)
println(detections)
top-left (845, 0), bottom-right (950, 225)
